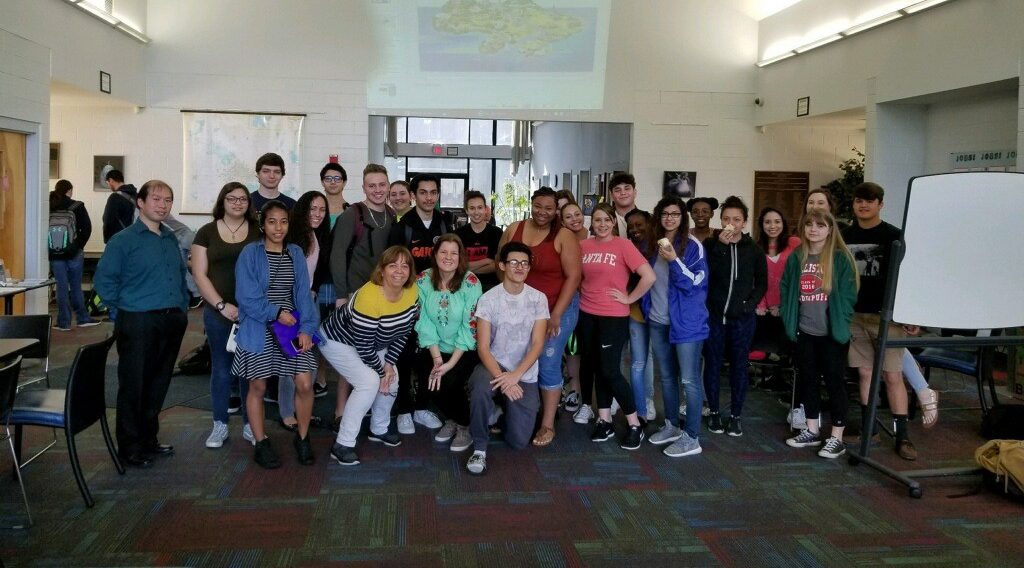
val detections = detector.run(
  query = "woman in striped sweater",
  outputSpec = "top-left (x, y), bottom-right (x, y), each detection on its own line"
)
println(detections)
top-left (320, 245), bottom-right (420, 466)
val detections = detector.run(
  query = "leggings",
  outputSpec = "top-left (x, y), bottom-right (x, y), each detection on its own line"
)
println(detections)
top-left (578, 311), bottom-right (635, 415)
top-left (794, 332), bottom-right (848, 428)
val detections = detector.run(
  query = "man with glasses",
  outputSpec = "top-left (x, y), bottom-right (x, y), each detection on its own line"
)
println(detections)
top-left (465, 242), bottom-right (549, 475)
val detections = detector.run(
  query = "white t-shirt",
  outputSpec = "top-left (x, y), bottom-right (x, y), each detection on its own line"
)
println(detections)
top-left (474, 283), bottom-right (550, 383)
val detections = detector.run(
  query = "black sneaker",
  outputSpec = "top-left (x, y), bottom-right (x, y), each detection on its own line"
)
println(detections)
top-left (817, 436), bottom-right (847, 459)
top-left (591, 420), bottom-right (615, 442)
top-left (313, 382), bottom-right (329, 398)
top-left (707, 412), bottom-right (725, 434)
top-left (227, 396), bottom-right (242, 414)
top-left (368, 431), bottom-right (402, 447)
top-left (294, 433), bottom-right (315, 465)
top-left (726, 416), bottom-right (743, 437)
top-left (253, 438), bottom-right (281, 469)
top-left (330, 443), bottom-right (360, 466)
top-left (620, 425), bottom-right (645, 450)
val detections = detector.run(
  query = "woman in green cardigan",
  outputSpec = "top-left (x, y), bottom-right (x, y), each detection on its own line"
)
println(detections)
top-left (780, 209), bottom-right (859, 459)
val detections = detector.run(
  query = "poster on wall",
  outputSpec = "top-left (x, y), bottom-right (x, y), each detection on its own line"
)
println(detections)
top-left (181, 112), bottom-right (304, 214)
top-left (93, 156), bottom-right (124, 191)
top-left (663, 171), bottom-right (696, 198)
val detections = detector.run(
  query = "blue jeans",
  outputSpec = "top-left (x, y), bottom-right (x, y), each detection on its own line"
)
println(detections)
top-left (703, 312), bottom-right (757, 417)
top-left (203, 307), bottom-right (248, 424)
top-left (628, 318), bottom-right (654, 416)
top-left (537, 294), bottom-right (579, 391)
top-left (649, 322), bottom-right (704, 438)
top-left (50, 251), bottom-right (91, 328)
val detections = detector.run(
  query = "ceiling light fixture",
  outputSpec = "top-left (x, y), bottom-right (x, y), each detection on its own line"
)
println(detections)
top-left (844, 12), bottom-right (904, 36)
top-left (903, 0), bottom-right (952, 14)
top-left (59, 0), bottom-right (151, 43)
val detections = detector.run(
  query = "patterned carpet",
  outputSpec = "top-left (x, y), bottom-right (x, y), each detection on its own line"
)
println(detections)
top-left (2, 311), bottom-right (1023, 567)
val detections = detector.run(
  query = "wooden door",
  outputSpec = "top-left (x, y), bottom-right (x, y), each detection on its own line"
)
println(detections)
top-left (753, 171), bottom-right (809, 239)
top-left (0, 131), bottom-right (27, 313)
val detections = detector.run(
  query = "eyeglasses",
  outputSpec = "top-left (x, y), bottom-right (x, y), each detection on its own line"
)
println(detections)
top-left (322, 176), bottom-right (344, 183)
top-left (505, 260), bottom-right (531, 269)
top-left (661, 212), bottom-right (682, 219)
top-left (224, 196), bottom-right (250, 204)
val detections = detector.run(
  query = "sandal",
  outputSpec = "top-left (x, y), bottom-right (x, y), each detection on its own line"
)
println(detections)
top-left (532, 427), bottom-right (555, 447)
top-left (917, 387), bottom-right (939, 428)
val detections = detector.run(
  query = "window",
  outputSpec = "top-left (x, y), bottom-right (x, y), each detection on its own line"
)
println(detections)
top-left (470, 120), bottom-right (494, 145)
top-left (469, 160), bottom-right (493, 197)
top-left (406, 118), bottom-right (469, 144)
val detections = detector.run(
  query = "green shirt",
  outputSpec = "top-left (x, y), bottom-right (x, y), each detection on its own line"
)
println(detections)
top-left (414, 269), bottom-right (483, 354)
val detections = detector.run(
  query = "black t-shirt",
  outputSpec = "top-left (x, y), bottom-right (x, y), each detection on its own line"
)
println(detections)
top-left (251, 190), bottom-right (297, 213)
top-left (388, 210), bottom-right (451, 275)
top-left (455, 223), bottom-right (503, 291)
top-left (841, 220), bottom-right (902, 314)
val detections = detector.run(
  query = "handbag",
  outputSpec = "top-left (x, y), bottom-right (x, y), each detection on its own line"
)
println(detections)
top-left (271, 310), bottom-right (321, 358)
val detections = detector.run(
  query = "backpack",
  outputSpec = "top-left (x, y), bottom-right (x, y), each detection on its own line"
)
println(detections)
top-left (344, 202), bottom-right (395, 271)
top-left (115, 190), bottom-right (138, 228)
top-left (47, 202), bottom-right (80, 254)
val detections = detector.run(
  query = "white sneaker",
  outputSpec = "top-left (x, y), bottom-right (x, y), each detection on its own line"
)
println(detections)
top-left (573, 404), bottom-right (595, 424)
top-left (435, 420), bottom-right (458, 442)
top-left (205, 420), bottom-right (229, 448)
top-left (242, 423), bottom-right (255, 446)
top-left (466, 451), bottom-right (487, 475)
top-left (397, 413), bottom-right (415, 435)
top-left (413, 409), bottom-right (443, 429)
top-left (450, 426), bottom-right (472, 452)
top-left (788, 405), bottom-right (807, 431)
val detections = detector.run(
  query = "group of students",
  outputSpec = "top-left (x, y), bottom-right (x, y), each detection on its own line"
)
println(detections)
top-left (81, 151), bottom-right (938, 474)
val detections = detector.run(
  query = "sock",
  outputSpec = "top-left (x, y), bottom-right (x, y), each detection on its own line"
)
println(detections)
top-left (893, 414), bottom-right (908, 440)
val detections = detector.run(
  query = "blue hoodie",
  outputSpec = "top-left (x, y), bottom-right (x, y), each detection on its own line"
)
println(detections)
top-left (641, 233), bottom-right (710, 344)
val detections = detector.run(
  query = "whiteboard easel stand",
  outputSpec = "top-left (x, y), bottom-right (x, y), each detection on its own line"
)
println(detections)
top-left (846, 239), bottom-right (1024, 498)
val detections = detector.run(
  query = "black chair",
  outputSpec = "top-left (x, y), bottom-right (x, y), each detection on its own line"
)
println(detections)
top-left (0, 315), bottom-right (53, 390)
top-left (1, 356), bottom-right (31, 528)
top-left (914, 329), bottom-right (1000, 416)
top-left (10, 335), bottom-right (124, 508)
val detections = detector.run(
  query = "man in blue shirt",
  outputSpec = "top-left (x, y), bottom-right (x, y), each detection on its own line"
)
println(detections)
top-left (95, 180), bottom-right (189, 469)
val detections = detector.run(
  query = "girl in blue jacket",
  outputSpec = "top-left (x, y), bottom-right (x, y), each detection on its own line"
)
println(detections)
top-left (233, 201), bottom-right (320, 469)
top-left (641, 196), bottom-right (710, 458)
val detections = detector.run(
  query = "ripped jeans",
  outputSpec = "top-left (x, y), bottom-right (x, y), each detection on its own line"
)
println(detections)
top-left (536, 294), bottom-right (580, 391)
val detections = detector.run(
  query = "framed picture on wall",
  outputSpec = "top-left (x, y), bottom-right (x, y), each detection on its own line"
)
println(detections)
top-left (93, 155), bottom-right (124, 191)
top-left (663, 171), bottom-right (696, 198)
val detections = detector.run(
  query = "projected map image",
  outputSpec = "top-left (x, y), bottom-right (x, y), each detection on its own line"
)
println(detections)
top-left (366, 0), bottom-right (610, 110)
top-left (420, 0), bottom-right (595, 72)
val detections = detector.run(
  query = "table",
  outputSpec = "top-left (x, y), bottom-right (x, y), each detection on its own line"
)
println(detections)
top-left (0, 279), bottom-right (55, 315)
top-left (0, 338), bottom-right (40, 362)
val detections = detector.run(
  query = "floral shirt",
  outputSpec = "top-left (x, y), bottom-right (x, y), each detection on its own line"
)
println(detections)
top-left (414, 269), bottom-right (482, 354)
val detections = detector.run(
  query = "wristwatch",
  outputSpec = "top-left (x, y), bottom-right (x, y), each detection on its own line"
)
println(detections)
top-left (215, 301), bottom-right (226, 311)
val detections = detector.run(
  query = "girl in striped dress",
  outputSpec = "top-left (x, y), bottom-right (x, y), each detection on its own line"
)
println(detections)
top-left (319, 246), bottom-right (420, 466)
top-left (233, 201), bottom-right (320, 469)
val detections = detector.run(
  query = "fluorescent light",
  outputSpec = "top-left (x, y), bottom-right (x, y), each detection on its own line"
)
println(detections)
top-left (904, 0), bottom-right (951, 14)
top-left (794, 34), bottom-right (843, 53)
top-left (756, 51), bottom-right (797, 67)
top-left (115, 23), bottom-right (151, 44)
top-left (77, 1), bottom-right (118, 24)
top-left (844, 12), bottom-right (903, 35)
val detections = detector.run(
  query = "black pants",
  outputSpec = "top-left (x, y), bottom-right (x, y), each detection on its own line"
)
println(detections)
top-left (114, 309), bottom-right (188, 455)
top-left (414, 349), bottom-right (478, 426)
top-left (578, 311), bottom-right (635, 415)
top-left (395, 331), bottom-right (428, 415)
top-left (794, 332), bottom-right (849, 427)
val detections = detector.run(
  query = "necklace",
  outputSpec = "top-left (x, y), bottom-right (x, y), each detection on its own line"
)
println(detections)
top-left (221, 218), bottom-right (247, 241)
top-left (366, 206), bottom-right (385, 229)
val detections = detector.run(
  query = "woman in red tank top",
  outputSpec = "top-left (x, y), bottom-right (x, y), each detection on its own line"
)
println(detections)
top-left (498, 187), bottom-right (581, 447)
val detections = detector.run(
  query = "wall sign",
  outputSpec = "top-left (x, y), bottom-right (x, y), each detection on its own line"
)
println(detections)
top-left (796, 96), bottom-right (810, 117)
top-left (950, 149), bottom-right (1017, 170)
top-left (99, 71), bottom-right (111, 94)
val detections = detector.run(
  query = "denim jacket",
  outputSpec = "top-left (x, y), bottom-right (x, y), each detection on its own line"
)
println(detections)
top-left (234, 241), bottom-right (319, 353)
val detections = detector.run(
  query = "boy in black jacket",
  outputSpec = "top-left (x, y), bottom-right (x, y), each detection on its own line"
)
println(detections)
top-left (702, 196), bottom-right (767, 436)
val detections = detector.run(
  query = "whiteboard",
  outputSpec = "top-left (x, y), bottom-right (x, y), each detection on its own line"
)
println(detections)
top-left (181, 112), bottom-right (304, 214)
top-left (893, 172), bottom-right (1024, 328)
